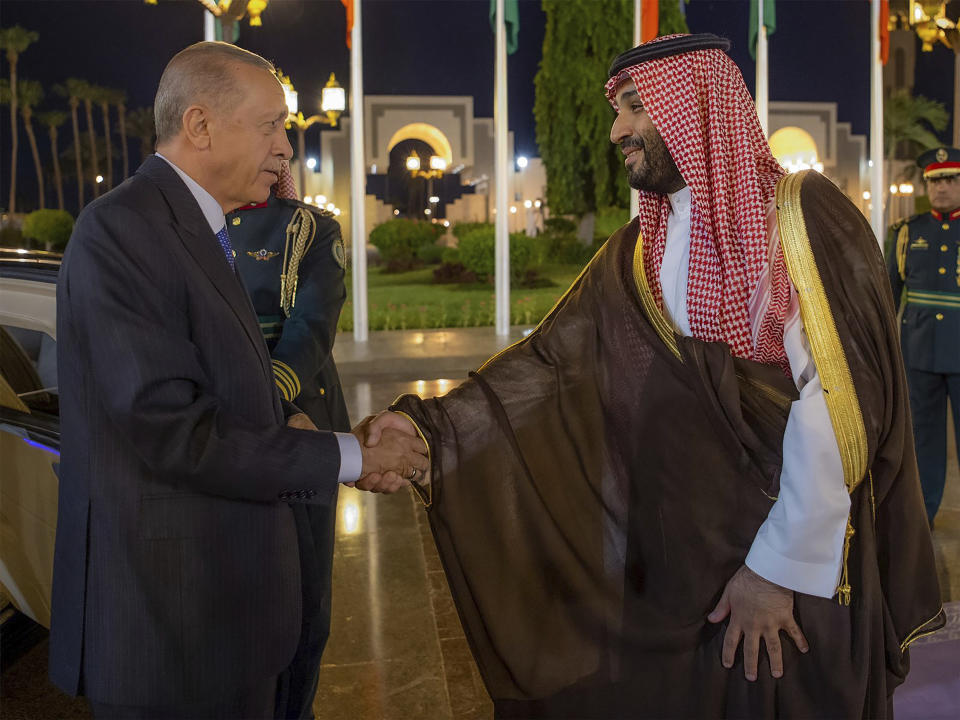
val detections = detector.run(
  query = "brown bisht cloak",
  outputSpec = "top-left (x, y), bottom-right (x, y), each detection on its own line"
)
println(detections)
top-left (394, 170), bottom-right (944, 718)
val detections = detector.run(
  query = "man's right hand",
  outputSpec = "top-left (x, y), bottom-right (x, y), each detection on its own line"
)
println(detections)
top-left (350, 424), bottom-right (427, 493)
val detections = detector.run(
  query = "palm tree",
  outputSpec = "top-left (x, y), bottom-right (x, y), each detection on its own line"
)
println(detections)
top-left (884, 90), bottom-right (948, 223)
top-left (17, 79), bottom-right (45, 210)
top-left (126, 106), bottom-right (156, 165)
top-left (114, 89), bottom-right (129, 181)
top-left (0, 25), bottom-right (39, 213)
top-left (56, 78), bottom-right (87, 209)
top-left (77, 81), bottom-right (101, 198)
top-left (38, 110), bottom-right (68, 210)
top-left (93, 85), bottom-right (116, 190)
top-left (884, 90), bottom-right (948, 180)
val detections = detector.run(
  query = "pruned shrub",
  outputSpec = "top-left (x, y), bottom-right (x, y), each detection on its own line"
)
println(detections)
top-left (458, 226), bottom-right (533, 282)
top-left (369, 219), bottom-right (441, 272)
top-left (22, 209), bottom-right (74, 252)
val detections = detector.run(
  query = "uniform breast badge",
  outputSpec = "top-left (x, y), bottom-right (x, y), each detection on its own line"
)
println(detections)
top-left (248, 249), bottom-right (279, 262)
top-left (910, 237), bottom-right (929, 250)
top-left (332, 234), bottom-right (346, 269)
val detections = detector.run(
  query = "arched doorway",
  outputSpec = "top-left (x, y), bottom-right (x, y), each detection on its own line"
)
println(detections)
top-left (769, 126), bottom-right (822, 172)
top-left (388, 138), bottom-right (437, 219)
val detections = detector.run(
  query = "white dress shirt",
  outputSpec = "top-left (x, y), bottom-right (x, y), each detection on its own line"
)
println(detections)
top-left (156, 153), bottom-right (362, 484)
top-left (659, 186), bottom-right (849, 598)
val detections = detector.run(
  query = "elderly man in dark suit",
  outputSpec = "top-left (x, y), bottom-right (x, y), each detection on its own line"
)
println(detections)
top-left (49, 41), bottom-right (427, 719)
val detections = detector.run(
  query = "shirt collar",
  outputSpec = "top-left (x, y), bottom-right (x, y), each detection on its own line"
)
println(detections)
top-left (155, 153), bottom-right (226, 235)
top-left (668, 185), bottom-right (692, 218)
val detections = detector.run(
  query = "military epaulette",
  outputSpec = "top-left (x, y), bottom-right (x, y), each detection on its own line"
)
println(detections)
top-left (893, 213), bottom-right (923, 230)
top-left (278, 197), bottom-right (336, 219)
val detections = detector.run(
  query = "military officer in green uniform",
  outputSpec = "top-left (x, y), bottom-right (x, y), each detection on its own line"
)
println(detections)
top-left (227, 190), bottom-right (350, 719)
top-left (888, 146), bottom-right (960, 528)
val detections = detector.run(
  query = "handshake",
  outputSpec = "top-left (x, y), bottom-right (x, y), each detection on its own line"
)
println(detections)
top-left (289, 411), bottom-right (428, 494)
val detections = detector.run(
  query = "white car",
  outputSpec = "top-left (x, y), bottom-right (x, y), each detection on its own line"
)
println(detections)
top-left (1, 248), bottom-right (61, 628)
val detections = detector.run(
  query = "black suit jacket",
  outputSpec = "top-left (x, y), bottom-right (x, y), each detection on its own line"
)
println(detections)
top-left (49, 156), bottom-right (342, 706)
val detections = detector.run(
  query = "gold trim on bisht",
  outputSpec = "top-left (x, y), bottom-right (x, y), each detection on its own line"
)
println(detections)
top-left (632, 230), bottom-right (681, 359)
top-left (900, 607), bottom-right (946, 652)
top-left (280, 207), bottom-right (317, 317)
top-left (392, 408), bottom-right (433, 509)
top-left (776, 170), bottom-right (870, 606)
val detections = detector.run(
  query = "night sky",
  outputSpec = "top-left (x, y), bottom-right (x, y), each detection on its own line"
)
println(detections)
top-left (1, 0), bottom-right (955, 213)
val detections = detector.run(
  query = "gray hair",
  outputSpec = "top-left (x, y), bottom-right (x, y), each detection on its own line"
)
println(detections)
top-left (154, 41), bottom-right (276, 145)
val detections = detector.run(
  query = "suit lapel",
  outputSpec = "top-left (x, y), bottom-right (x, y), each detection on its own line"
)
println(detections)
top-left (136, 156), bottom-right (272, 380)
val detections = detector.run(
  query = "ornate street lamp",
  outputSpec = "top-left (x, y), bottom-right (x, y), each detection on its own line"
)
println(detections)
top-left (890, 1), bottom-right (958, 52)
top-left (407, 151), bottom-right (447, 179)
top-left (889, 2), bottom-right (960, 144)
top-left (280, 72), bottom-right (346, 193)
top-left (406, 152), bottom-right (447, 218)
top-left (145, 2), bottom-right (271, 36)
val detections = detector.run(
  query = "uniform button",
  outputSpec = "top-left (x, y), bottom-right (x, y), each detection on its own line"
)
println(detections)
top-left (936, 313), bottom-right (944, 321)
top-left (232, 217), bottom-right (242, 226)
top-left (942, 244), bottom-right (949, 252)
top-left (232, 249), bottom-right (237, 258)
top-left (319, 387), bottom-right (326, 396)
top-left (939, 267), bottom-right (947, 274)
top-left (943, 223), bottom-right (950, 230)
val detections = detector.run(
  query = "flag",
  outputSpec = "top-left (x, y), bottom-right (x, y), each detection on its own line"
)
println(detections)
top-left (342, 0), bottom-right (354, 49)
top-left (489, 0), bottom-right (520, 55)
top-left (749, 0), bottom-right (776, 60)
top-left (214, 17), bottom-right (240, 43)
top-left (641, 0), bottom-right (659, 43)
top-left (879, 0), bottom-right (890, 65)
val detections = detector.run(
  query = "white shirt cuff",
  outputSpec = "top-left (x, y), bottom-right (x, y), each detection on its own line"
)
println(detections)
top-left (745, 533), bottom-right (843, 599)
top-left (335, 432), bottom-right (362, 483)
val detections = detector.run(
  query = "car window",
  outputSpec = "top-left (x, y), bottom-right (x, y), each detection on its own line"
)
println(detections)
top-left (1, 325), bottom-right (58, 415)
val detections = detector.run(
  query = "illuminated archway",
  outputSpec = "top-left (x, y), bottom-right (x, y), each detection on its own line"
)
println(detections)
top-left (386, 123), bottom-right (454, 166)
top-left (769, 126), bottom-right (821, 170)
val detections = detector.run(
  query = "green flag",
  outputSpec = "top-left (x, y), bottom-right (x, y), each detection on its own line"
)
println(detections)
top-left (490, 0), bottom-right (520, 55)
top-left (749, 0), bottom-right (776, 60)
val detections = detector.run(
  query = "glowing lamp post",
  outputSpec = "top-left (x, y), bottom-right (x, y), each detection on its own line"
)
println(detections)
top-left (280, 72), bottom-right (346, 194)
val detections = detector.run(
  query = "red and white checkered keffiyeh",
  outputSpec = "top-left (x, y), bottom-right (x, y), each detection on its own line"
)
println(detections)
top-left (605, 35), bottom-right (791, 373)
top-left (272, 160), bottom-right (298, 200)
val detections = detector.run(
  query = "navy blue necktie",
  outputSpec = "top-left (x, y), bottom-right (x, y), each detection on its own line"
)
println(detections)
top-left (215, 225), bottom-right (236, 270)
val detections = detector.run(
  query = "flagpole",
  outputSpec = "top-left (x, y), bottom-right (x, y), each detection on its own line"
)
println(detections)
top-left (630, 0), bottom-right (641, 221)
top-left (494, 0), bottom-right (510, 336)
top-left (351, 0), bottom-right (369, 341)
top-left (756, 1), bottom-right (769, 137)
top-left (203, 9), bottom-right (215, 41)
top-left (870, 0), bottom-right (885, 248)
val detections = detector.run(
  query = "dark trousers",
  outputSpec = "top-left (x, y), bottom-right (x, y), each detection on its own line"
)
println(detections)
top-left (906, 368), bottom-right (960, 522)
top-left (90, 677), bottom-right (277, 719)
top-left (275, 496), bottom-right (338, 720)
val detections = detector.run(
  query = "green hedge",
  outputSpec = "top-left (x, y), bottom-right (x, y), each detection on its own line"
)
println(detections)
top-left (22, 209), bottom-right (74, 252)
top-left (416, 242), bottom-right (445, 264)
top-left (458, 227), bottom-right (533, 282)
top-left (369, 219), bottom-right (443, 271)
top-left (594, 206), bottom-right (630, 240)
top-left (441, 246), bottom-right (461, 265)
top-left (452, 221), bottom-right (492, 242)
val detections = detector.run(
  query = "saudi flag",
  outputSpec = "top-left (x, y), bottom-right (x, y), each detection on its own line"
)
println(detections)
top-left (749, 0), bottom-right (776, 60)
top-left (489, 0), bottom-right (520, 55)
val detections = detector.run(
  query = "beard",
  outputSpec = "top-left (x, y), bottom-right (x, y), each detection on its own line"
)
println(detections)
top-left (622, 131), bottom-right (685, 195)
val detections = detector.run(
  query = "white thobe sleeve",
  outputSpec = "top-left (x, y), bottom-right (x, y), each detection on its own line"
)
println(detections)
top-left (743, 314), bottom-right (850, 598)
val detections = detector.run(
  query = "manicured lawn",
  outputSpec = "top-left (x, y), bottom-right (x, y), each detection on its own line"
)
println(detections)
top-left (337, 263), bottom-right (585, 332)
